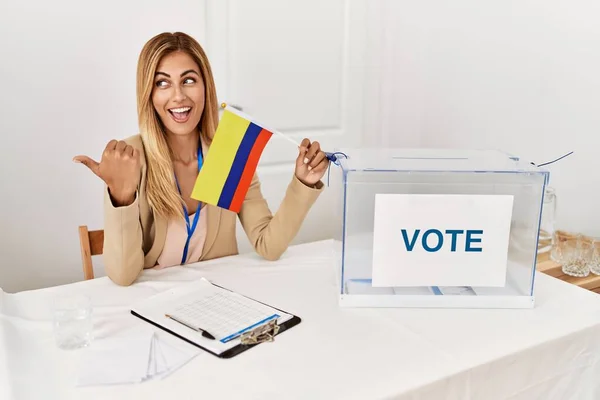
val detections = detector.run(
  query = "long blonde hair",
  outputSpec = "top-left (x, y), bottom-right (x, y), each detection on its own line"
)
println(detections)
top-left (136, 32), bottom-right (219, 220)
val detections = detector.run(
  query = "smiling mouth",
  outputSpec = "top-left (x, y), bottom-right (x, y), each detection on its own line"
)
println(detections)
top-left (168, 106), bottom-right (192, 123)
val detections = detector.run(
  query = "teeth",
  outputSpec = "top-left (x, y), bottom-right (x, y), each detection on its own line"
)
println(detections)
top-left (170, 107), bottom-right (191, 113)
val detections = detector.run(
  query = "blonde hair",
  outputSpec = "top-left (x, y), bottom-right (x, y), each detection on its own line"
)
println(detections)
top-left (136, 32), bottom-right (219, 220)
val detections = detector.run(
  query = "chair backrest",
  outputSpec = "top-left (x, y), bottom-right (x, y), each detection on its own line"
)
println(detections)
top-left (78, 225), bottom-right (104, 280)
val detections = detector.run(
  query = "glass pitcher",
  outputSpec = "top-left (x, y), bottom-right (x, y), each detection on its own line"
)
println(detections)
top-left (538, 186), bottom-right (556, 254)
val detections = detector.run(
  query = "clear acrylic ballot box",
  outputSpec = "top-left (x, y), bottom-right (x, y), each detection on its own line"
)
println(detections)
top-left (330, 148), bottom-right (550, 309)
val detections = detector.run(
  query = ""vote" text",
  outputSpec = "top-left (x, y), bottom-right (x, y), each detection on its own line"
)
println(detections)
top-left (401, 229), bottom-right (483, 252)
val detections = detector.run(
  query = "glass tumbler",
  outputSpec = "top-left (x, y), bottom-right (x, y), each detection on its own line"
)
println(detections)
top-left (589, 238), bottom-right (600, 275)
top-left (53, 294), bottom-right (93, 350)
top-left (560, 235), bottom-right (590, 277)
top-left (551, 230), bottom-right (578, 263)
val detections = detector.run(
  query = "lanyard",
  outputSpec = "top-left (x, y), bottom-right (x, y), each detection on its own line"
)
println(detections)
top-left (174, 144), bottom-right (203, 265)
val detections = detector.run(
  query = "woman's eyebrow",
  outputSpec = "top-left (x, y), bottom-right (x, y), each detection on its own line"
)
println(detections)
top-left (155, 70), bottom-right (199, 78)
top-left (180, 69), bottom-right (199, 77)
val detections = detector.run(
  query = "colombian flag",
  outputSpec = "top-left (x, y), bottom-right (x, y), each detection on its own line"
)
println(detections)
top-left (191, 105), bottom-right (273, 213)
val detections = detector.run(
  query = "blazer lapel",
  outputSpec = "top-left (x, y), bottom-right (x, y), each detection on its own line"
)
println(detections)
top-left (200, 204), bottom-right (221, 260)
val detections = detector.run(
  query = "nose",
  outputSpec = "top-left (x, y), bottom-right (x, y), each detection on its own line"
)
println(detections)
top-left (173, 84), bottom-right (187, 102)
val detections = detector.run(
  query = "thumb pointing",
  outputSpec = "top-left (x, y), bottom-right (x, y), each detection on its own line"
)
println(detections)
top-left (73, 155), bottom-right (100, 177)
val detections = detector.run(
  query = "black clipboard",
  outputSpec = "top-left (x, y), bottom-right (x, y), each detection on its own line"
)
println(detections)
top-left (130, 282), bottom-right (301, 359)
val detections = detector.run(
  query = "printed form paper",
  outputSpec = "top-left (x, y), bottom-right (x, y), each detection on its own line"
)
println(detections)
top-left (131, 278), bottom-right (292, 355)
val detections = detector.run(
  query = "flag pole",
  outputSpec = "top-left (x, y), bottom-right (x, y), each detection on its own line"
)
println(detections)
top-left (219, 102), bottom-right (340, 161)
top-left (220, 102), bottom-right (302, 148)
top-left (275, 130), bottom-right (302, 148)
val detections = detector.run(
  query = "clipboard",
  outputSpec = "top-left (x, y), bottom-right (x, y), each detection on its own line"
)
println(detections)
top-left (130, 278), bottom-right (301, 359)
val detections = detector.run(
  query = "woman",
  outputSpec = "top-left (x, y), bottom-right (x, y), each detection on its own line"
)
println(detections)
top-left (73, 32), bottom-right (329, 286)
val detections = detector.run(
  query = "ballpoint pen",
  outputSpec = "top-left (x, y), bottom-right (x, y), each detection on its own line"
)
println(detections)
top-left (165, 314), bottom-right (216, 340)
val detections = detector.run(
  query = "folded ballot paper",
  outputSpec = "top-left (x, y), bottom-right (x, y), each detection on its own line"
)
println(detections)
top-left (76, 325), bottom-right (200, 386)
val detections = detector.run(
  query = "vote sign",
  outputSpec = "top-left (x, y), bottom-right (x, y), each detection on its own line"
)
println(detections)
top-left (371, 194), bottom-right (514, 287)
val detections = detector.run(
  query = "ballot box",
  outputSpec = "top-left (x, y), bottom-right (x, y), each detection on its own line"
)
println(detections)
top-left (329, 148), bottom-right (550, 308)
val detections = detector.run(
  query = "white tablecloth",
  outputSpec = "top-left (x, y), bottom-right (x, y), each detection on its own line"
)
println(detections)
top-left (2, 240), bottom-right (600, 400)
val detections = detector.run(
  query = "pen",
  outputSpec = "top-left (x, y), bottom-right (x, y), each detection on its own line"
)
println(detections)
top-left (165, 314), bottom-right (216, 340)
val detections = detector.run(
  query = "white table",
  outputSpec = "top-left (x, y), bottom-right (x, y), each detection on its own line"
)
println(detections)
top-left (2, 240), bottom-right (600, 400)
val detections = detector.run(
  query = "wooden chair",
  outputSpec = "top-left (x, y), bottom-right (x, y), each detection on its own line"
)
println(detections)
top-left (78, 225), bottom-right (104, 280)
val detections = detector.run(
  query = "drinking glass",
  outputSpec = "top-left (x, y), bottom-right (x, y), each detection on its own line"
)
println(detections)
top-left (559, 235), bottom-right (590, 277)
top-left (551, 230), bottom-right (578, 263)
top-left (589, 238), bottom-right (600, 275)
top-left (53, 294), bottom-right (93, 350)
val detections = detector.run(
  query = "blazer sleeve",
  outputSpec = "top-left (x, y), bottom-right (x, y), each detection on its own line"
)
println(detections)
top-left (102, 187), bottom-right (145, 286)
top-left (238, 174), bottom-right (324, 261)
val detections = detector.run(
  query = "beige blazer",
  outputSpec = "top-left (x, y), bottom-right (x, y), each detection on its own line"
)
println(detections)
top-left (103, 135), bottom-right (324, 286)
